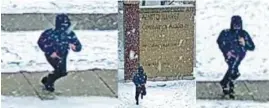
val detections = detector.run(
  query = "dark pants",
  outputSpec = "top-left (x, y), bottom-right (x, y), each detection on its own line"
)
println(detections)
top-left (135, 85), bottom-right (146, 103)
top-left (44, 55), bottom-right (68, 86)
top-left (220, 55), bottom-right (242, 91)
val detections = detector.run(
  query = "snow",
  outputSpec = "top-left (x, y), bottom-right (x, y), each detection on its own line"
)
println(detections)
top-left (1, 81), bottom-right (195, 108)
top-left (1, 0), bottom-right (117, 14)
top-left (197, 100), bottom-right (269, 108)
top-left (117, 80), bottom-right (196, 108)
top-left (1, 96), bottom-right (122, 108)
top-left (1, 30), bottom-right (118, 73)
top-left (195, 0), bottom-right (269, 81)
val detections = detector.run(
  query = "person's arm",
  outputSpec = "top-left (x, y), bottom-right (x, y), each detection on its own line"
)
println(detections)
top-left (132, 73), bottom-right (139, 86)
top-left (69, 31), bottom-right (82, 52)
top-left (242, 31), bottom-right (255, 51)
top-left (37, 29), bottom-right (54, 56)
top-left (217, 30), bottom-right (230, 55)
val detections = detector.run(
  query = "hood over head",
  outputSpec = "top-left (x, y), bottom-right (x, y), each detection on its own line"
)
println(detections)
top-left (55, 14), bottom-right (71, 31)
top-left (138, 66), bottom-right (144, 74)
top-left (230, 15), bottom-right (242, 30)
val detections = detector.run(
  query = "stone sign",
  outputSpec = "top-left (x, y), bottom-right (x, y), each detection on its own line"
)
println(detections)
top-left (139, 6), bottom-right (195, 78)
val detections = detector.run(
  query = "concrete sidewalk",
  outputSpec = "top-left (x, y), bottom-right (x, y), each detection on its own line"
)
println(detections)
top-left (196, 80), bottom-right (269, 102)
top-left (1, 70), bottom-right (118, 98)
top-left (1, 13), bottom-right (117, 31)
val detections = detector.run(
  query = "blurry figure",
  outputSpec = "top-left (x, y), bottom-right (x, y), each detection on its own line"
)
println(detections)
top-left (132, 65), bottom-right (147, 105)
top-left (217, 15), bottom-right (255, 98)
top-left (37, 14), bottom-right (82, 92)
top-left (161, 0), bottom-right (166, 5)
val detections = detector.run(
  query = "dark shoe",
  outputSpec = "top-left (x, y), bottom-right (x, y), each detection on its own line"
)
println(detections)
top-left (136, 101), bottom-right (139, 105)
top-left (229, 94), bottom-right (235, 99)
top-left (44, 84), bottom-right (55, 92)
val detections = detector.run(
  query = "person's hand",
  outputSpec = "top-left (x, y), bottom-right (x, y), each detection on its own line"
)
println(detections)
top-left (69, 44), bottom-right (76, 51)
top-left (226, 51), bottom-right (235, 60)
top-left (239, 37), bottom-right (245, 46)
top-left (50, 52), bottom-right (61, 59)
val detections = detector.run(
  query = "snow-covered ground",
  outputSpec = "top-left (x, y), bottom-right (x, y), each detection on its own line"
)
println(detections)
top-left (195, 0), bottom-right (269, 81)
top-left (197, 100), bottom-right (269, 108)
top-left (1, 0), bottom-right (117, 14)
top-left (117, 81), bottom-right (195, 108)
top-left (1, 30), bottom-right (117, 73)
top-left (1, 96), bottom-right (122, 108)
top-left (1, 81), bottom-right (196, 108)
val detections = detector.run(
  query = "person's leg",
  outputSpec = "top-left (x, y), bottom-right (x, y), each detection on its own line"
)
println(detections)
top-left (141, 85), bottom-right (146, 99)
top-left (142, 85), bottom-right (146, 95)
top-left (135, 86), bottom-right (141, 105)
top-left (221, 57), bottom-right (236, 94)
top-left (229, 56), bottom-right (241, 95)
top-left (220, 69), bottom-right (232, 94)
top-left (53, 56), bottom-right (68, 83)
top-left (45, 56), bottom-right (68, 91)
top-left (230, 57), bottom-right (241, 81)
top-left (42, 56), bottom-right (60, 92)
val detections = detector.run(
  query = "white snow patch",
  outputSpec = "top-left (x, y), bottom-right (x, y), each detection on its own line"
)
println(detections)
top-left (1, 30), bottom-right (117, 73)
top-left (1, 96), bottom-right (122, 108)
top-left (1, 0), bottom-right (117, 14)
top-left (129, 50), bottom-right (138, 60)
top-left (197, 100), bottom-right (269, 108)
top-left (195, 0), bottom-right (269, 81)
top-left (117, 80), bottom-right (196, 108)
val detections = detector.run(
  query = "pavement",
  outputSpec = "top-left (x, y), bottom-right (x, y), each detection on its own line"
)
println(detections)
top-left (1, 13), bottom-right (117, 31)
top-left (1, 70), bottom-right (118, 98)
top-left (196, 80), bottom-right (269, 102)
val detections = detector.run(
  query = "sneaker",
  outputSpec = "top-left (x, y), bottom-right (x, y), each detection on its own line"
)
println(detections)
top-left (229, 94), bottom-right (235, 99)
top-left (44, 84), bottom-right (55, 92)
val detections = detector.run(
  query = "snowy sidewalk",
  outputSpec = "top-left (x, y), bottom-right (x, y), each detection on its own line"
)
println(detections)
top-left (1, 70), bottom-right (117, 98)
top-left (1, 13), bottom-right (117, 31)
top-left (196, 80), bottom-right (269, 102)
top-left (116, 81), bottom-right (196, 108)
top-left (196, 100), bottom-right (269, 108)
top-left (1, 81), bottom-right (196, 108)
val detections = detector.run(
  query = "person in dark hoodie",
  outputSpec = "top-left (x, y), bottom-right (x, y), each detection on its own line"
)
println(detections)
top-left (37, 14), bottom-right (82, 92)
top-left (217, 15), bottom-right (255, 98)
top-left (132, 65), bottom-right (147, 105)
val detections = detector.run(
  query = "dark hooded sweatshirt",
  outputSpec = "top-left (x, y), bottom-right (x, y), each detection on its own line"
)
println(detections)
top-left (38, 14), bottom-right (82, 57)
top-left (133, 66), bottom-right (147, 87)
top-left (217, 15), bottom-right (255, 60)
